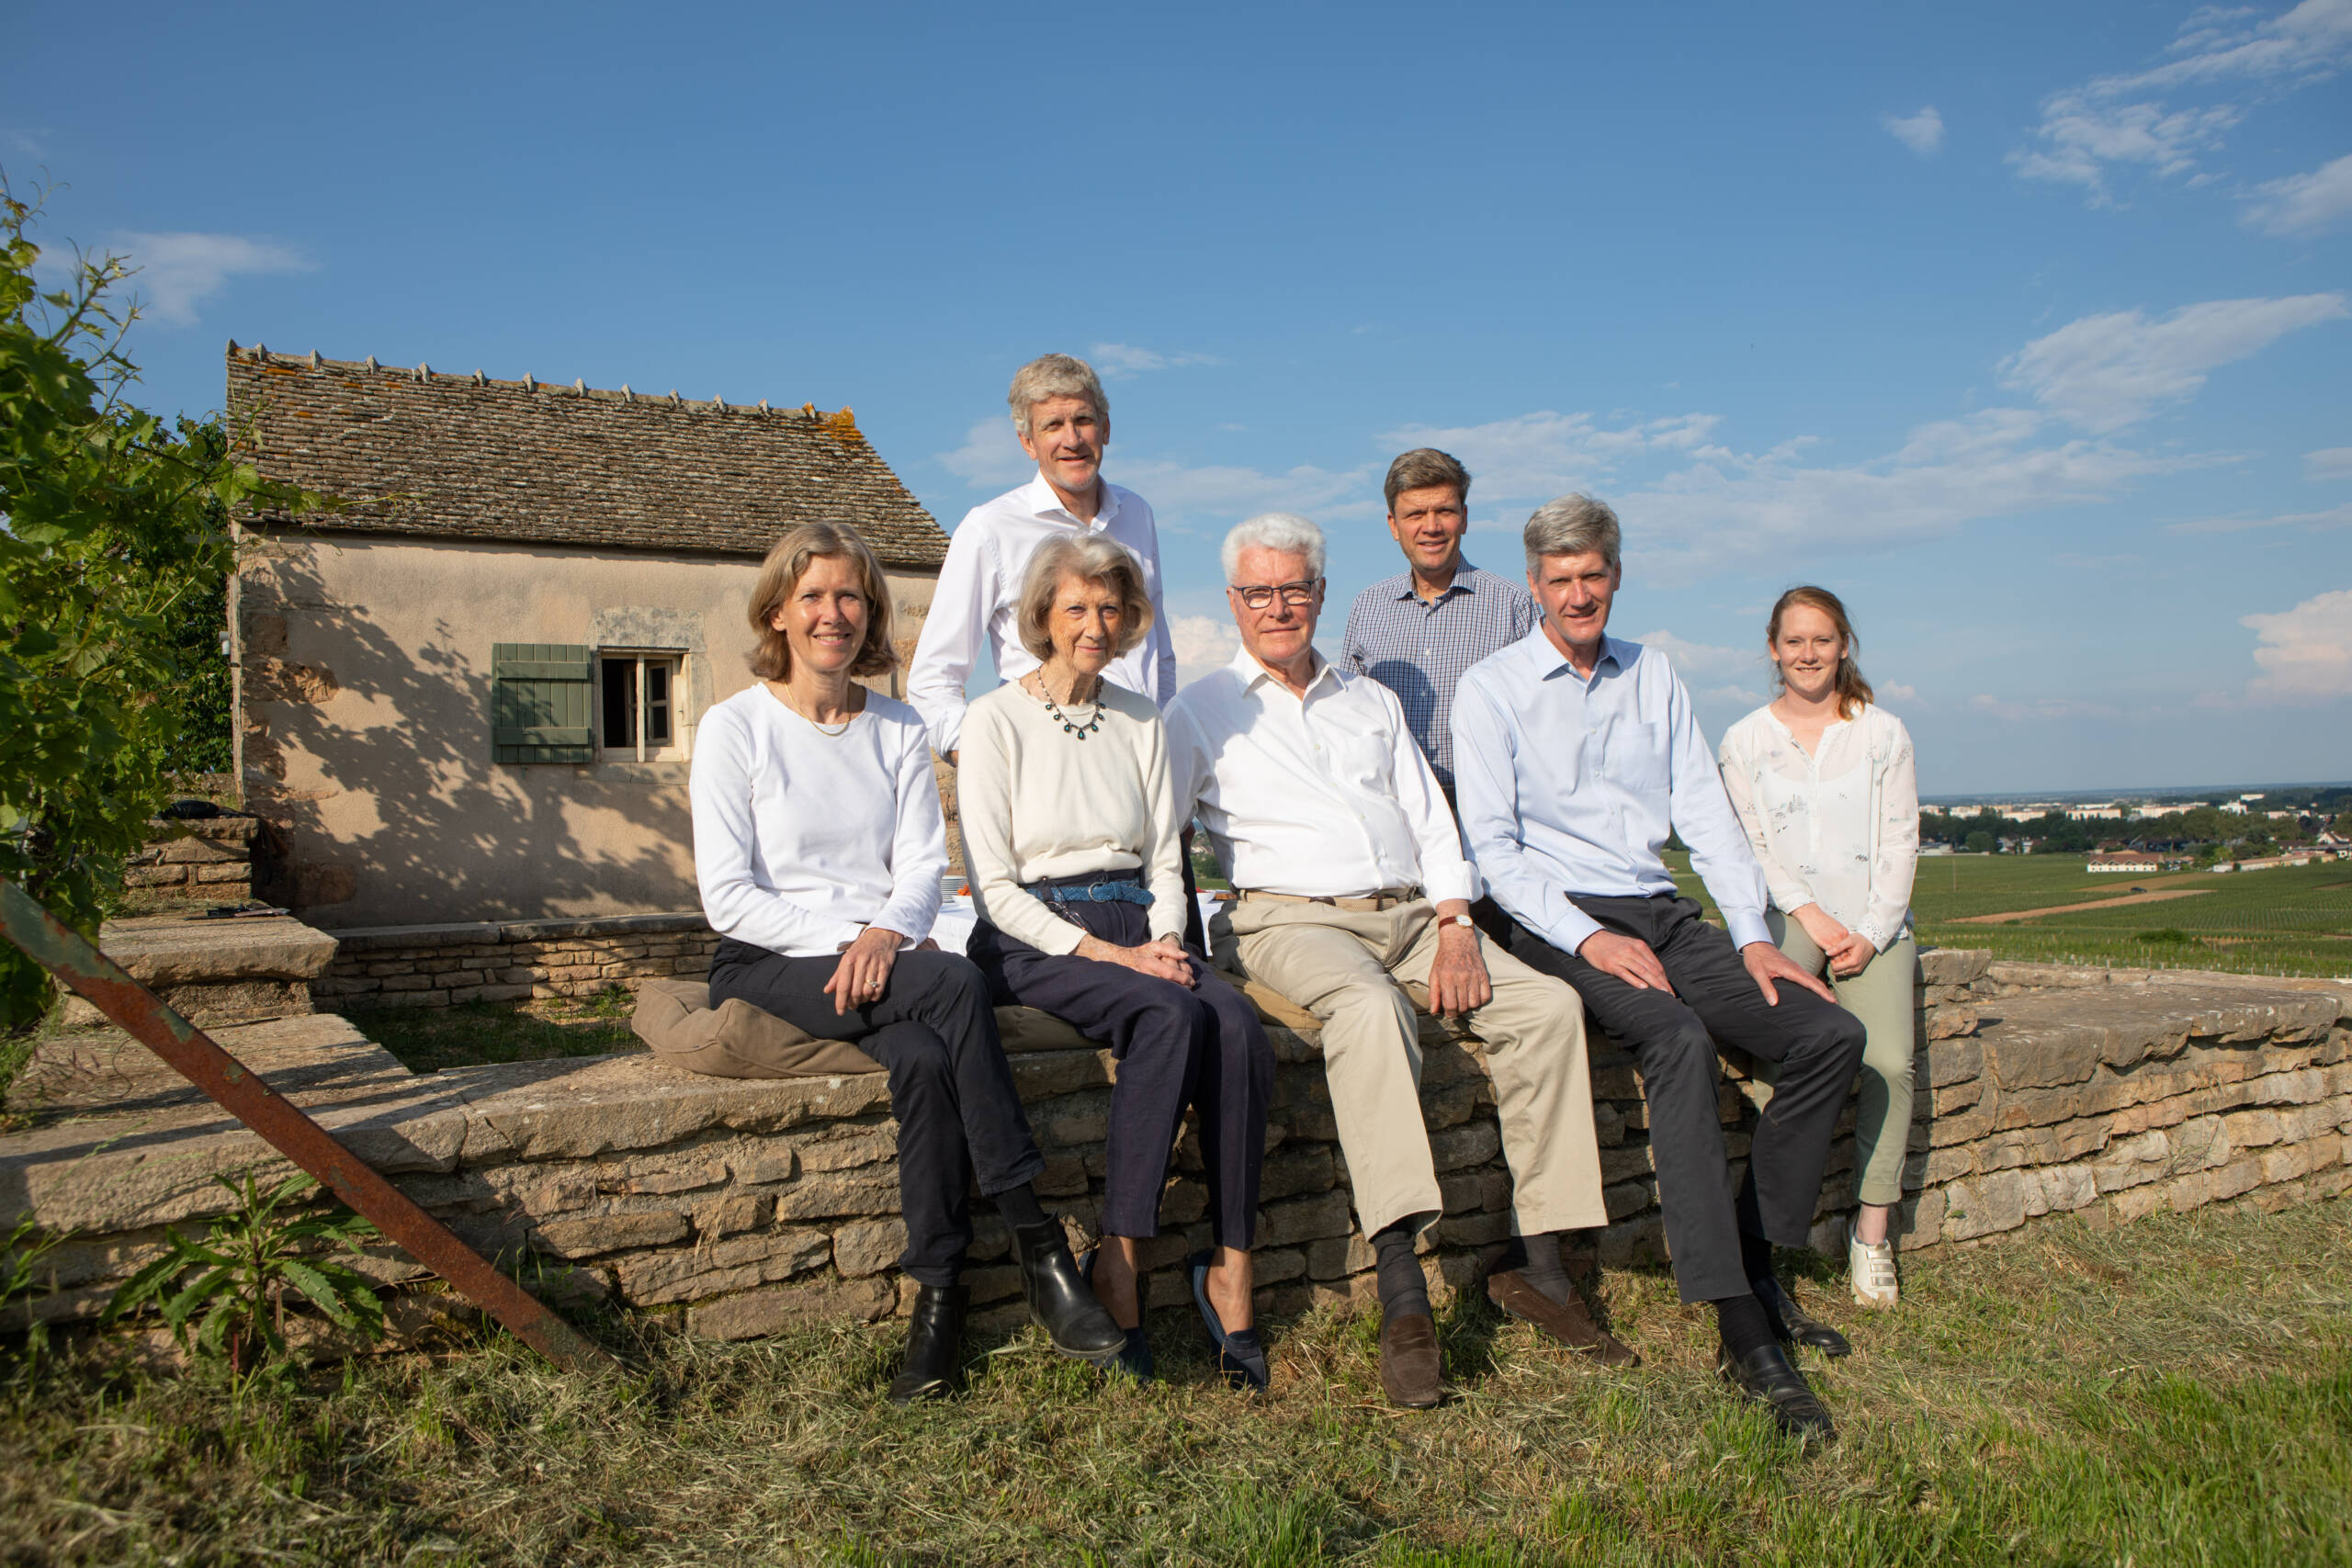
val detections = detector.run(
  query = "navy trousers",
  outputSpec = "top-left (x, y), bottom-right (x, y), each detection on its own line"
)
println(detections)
top-left (707, 940), bottom-right (1045, 1288)
top-left (1506, 894), bottom-right (1868, 1303)
top-left (968, 888), bottom-right (1273, 1247)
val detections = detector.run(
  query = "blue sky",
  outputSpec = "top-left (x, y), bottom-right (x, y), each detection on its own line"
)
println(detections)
top-left (6, 1), bottom-right (2348, 795)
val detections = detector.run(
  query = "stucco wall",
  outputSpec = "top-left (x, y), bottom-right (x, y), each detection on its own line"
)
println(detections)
top-left (234, 530), bottom-right (937, 929)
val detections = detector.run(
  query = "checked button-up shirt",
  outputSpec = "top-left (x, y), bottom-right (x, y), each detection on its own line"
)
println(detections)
top-left (1341, 559), bottom-right (1539, 794)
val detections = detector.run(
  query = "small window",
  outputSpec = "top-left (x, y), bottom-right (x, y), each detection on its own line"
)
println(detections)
top-left (599, 652), bottom-right (684, 760)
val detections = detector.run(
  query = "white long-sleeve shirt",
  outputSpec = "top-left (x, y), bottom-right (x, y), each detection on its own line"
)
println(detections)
top-left (1166, 648), bottom-right (1477, 906)
top-left (956, 681), bottom-right (1186, 956)
top-left (688, 684), bottom-right (945, 957)
top-left (906, 473), bottom-right (1178, 757)
top-left (1716, 703), bottom-right (1918, 953)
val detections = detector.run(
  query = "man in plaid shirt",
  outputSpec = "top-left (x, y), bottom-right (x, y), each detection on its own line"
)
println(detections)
top-left (1341, 447), bottom-right (1539, 811)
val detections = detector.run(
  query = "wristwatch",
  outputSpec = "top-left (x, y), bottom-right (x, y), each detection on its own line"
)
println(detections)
top-left (1441, 913), bottom-right (1476, 931)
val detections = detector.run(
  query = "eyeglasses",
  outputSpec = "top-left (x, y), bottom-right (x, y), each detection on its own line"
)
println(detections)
top-left (1229, 579), bottom-right (1321, 610)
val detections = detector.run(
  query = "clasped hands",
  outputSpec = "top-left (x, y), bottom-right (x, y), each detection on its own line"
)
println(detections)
top-left (1077, 932), bottom-right (1197, 987)
top-left (1789, 903), bottom-right (1874, 978)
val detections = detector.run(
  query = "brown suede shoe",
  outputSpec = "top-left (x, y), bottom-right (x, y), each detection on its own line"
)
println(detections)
top-left (1487, 1270), bottom-right (1642, 1368)
top-left (1378, 1312), bottom-right (1443, 1408)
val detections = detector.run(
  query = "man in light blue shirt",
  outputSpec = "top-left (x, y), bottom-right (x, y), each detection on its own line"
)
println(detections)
top-left (1451, 493), bottom-right (1866, 1446)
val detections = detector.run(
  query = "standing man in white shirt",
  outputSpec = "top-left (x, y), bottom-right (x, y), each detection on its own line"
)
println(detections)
top-left (1167, 512), bottom-right (1626, 1412)
top-left (908, 353), bottom-right (1178, 762)
top-left (1450, 493), bottom-right (1867, 1446)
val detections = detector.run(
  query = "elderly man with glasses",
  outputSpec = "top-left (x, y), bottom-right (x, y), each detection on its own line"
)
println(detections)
top-left (1165, 513), bottom-right (1627, 1409)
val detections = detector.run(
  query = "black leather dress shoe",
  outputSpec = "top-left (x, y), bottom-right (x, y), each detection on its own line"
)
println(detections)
top-left (887, 1284), bottom-right (967, 1404)
top-left (1010, 1218), bottom-right (1126, 1358)
top-left (1716, 1342), bottom-right (1838, 1444)
top-left (1754, 1275), bottom-right (1852, 1357)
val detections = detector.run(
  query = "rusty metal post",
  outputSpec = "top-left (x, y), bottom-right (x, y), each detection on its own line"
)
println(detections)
top-left (1, 880), bottom-right (612, 1371)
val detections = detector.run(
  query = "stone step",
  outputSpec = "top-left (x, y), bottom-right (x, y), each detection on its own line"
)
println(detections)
top-left (58, 912), bottom-right (340, 1028)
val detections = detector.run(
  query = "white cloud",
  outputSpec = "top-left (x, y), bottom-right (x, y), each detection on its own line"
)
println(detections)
top-left (1169, 613), bottom-right (1239, 687)
top-left (1633, 628), bottom-right (1761, 681)
top-left (2164, 502), bottom-right (2352, 534)
top-left (1381, 399), bottom-right (2219, 585)
top-left (2307, 446), bottom-right (2352, 479)
top-left (1379, 410), bottom-right (1725, 505)
top-left (1883, 107), bottom-right (1946, 154)
top-left (108, 231), bottom-right (311, 325)
top-left (1112, 457), bottom-right (1372, 525)
top-left (935, 416), bottom-right (1034, 489)
top-left (2241, 152), bottom-right (2352, 235)
top-left (1966, 694), bottom-right (2122, 721)
top-left (1089, 342), bottom-right (1222, 378)
top-left (2011, 1), bottom-right (2352, 204)
top-left (2243, 585), bottom-right (2352, 701)
top-left (1997, 294), bottom-right (2347, 432)
top-left (1879, 682), bottom-right (1919, 703)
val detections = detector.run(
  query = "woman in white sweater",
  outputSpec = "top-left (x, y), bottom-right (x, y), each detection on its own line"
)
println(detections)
top-left (690, 523), bottom-right (1123, 1404)
top-left (1717, 586), bottom-right (1919, 1308)
top-left (960, 533), bottom-right (1276, 1389)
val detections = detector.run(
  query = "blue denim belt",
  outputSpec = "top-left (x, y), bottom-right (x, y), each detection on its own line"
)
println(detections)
top-left (1024, 877), bottom-right (1155, 908)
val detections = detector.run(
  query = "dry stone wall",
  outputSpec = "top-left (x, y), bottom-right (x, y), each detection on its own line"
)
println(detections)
top-left (7, 950), bottom-right (2346, 1346)
top-left (318, 914), bottom-right (718, 1010)
top-left (124, 816), bottom-right (259, 903)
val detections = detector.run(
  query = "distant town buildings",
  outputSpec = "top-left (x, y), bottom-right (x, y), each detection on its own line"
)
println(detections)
top-left (2086, 851), bottom-right (2169, 873)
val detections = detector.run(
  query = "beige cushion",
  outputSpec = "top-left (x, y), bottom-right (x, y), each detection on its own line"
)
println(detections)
top-left (633, 977), bottom-right (1100, 1076)
top-left (632, 978), bottom-right (882, 1078)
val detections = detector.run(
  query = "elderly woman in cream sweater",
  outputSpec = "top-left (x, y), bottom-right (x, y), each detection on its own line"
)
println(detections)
top-left (959, 533), bottom-right (1276, 1389)
top-left (1717, 585), bottom-right (1919, 1312)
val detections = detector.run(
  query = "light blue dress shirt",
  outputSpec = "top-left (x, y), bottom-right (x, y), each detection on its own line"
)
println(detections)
top-left (1450, 627), bottom-right (1773, 956)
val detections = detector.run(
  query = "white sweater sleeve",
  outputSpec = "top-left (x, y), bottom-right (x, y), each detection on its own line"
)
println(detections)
top-left (873, 722), bottom-right (947, 944)
top-left (1717, 720), bottom-right (1818, 919)
top-left (689, 704), bottom-right (865, 955)
top-left (1139, 714), bottom-right (1188, 943)
top-left (1857, 716), bottom-right (1919, 953)
top-left (957, 701), bottom-right (1087, 956)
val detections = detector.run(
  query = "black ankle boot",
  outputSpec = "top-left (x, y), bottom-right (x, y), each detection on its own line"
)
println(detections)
top-left (1009, 1218), bottom-right (1125, 1358)
top-left (888, 1284), bottom-right (968, 1404)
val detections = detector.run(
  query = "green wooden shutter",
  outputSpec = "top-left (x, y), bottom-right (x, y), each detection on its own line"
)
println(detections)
top-left (491, 643), bottom-right (594, 764)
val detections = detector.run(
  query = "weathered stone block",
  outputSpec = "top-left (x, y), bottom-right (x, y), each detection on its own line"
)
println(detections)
top-left (771, 1172), bottom-right (902, 1221)
top-left (832, 1217), bottom-right (908, 1278)
top-left (535, 1210), bottom-right (690, 1258)
top-left (1256, 1191), bottom-right (1352, 1247)
top-left (686, 1276), bottom-right (893, 1339)
top-left (1940, 1171), bottom-right (2029, 1240)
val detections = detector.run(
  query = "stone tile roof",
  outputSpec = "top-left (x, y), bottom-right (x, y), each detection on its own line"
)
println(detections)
top-left (224, 344), bottom-right (948, 568)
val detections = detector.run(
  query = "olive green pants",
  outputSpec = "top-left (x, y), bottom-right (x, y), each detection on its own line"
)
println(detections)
top-left (1755, 915), bottom-right (1918, 1209)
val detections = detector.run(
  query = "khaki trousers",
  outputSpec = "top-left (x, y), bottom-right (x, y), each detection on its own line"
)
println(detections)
top-left (1216, 897), bottom-right (1606, 1239)
top-left (1758, 914), bottom-right (1920, 1209)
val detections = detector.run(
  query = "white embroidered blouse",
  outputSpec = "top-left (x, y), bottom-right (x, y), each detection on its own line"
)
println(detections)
top-left (1715, 702), bottom-right (1918, 953)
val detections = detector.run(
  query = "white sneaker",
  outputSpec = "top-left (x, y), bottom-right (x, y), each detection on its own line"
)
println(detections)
top-left (1849, 1221), bottom-right (1899, 1308)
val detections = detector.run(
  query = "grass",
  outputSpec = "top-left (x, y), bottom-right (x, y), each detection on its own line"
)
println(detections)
top-left (1663, 852), bottom-right (2352, 980)
top-left (2, 1197), bottom-right (2346, 1564)
top-left (358, 989), bottom-right (641, 1075)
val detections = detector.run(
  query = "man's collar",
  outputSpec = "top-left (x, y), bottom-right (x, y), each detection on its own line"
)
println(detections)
top-left (1233, 644), bottom-right (1336, 695)
top-left (1529, 626), bottom-right (1629, 681)
top-left (1021, 470), bottom-right (1118, 527)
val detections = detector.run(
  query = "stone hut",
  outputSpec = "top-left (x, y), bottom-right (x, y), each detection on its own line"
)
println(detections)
top-left (225, 344), bottom-right (948, 929)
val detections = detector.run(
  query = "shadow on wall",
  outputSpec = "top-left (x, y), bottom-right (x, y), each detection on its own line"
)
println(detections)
top-left (243, 548), bottom-right (700, 929)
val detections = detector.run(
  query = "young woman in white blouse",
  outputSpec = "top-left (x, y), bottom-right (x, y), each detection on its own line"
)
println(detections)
top-left (960, 533), bottom-right (1276, 1389)
top-left (1717, 586), bottom-right (1919, 1308)
top-left (690, 523), bottom-right (1124, 1404)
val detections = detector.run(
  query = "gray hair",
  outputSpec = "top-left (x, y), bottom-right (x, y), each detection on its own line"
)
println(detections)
top-left (1016, 531), bottom-right (1153, 662)
top-left (1523, 493), bottom-right (1622, 575)
top-left (1007, 354), bottom-right (1110, 440)
top-left (1221, 513), bottom-right (1328, 582)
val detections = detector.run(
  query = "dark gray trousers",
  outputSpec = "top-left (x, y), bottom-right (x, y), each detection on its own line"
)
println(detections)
top-left (969, 892), bottom-right (1273, 1247)
top-left (1507, 894), bottom-right (1867, 1303)
top-left (707, 940), bottom-right (1044, 1288)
